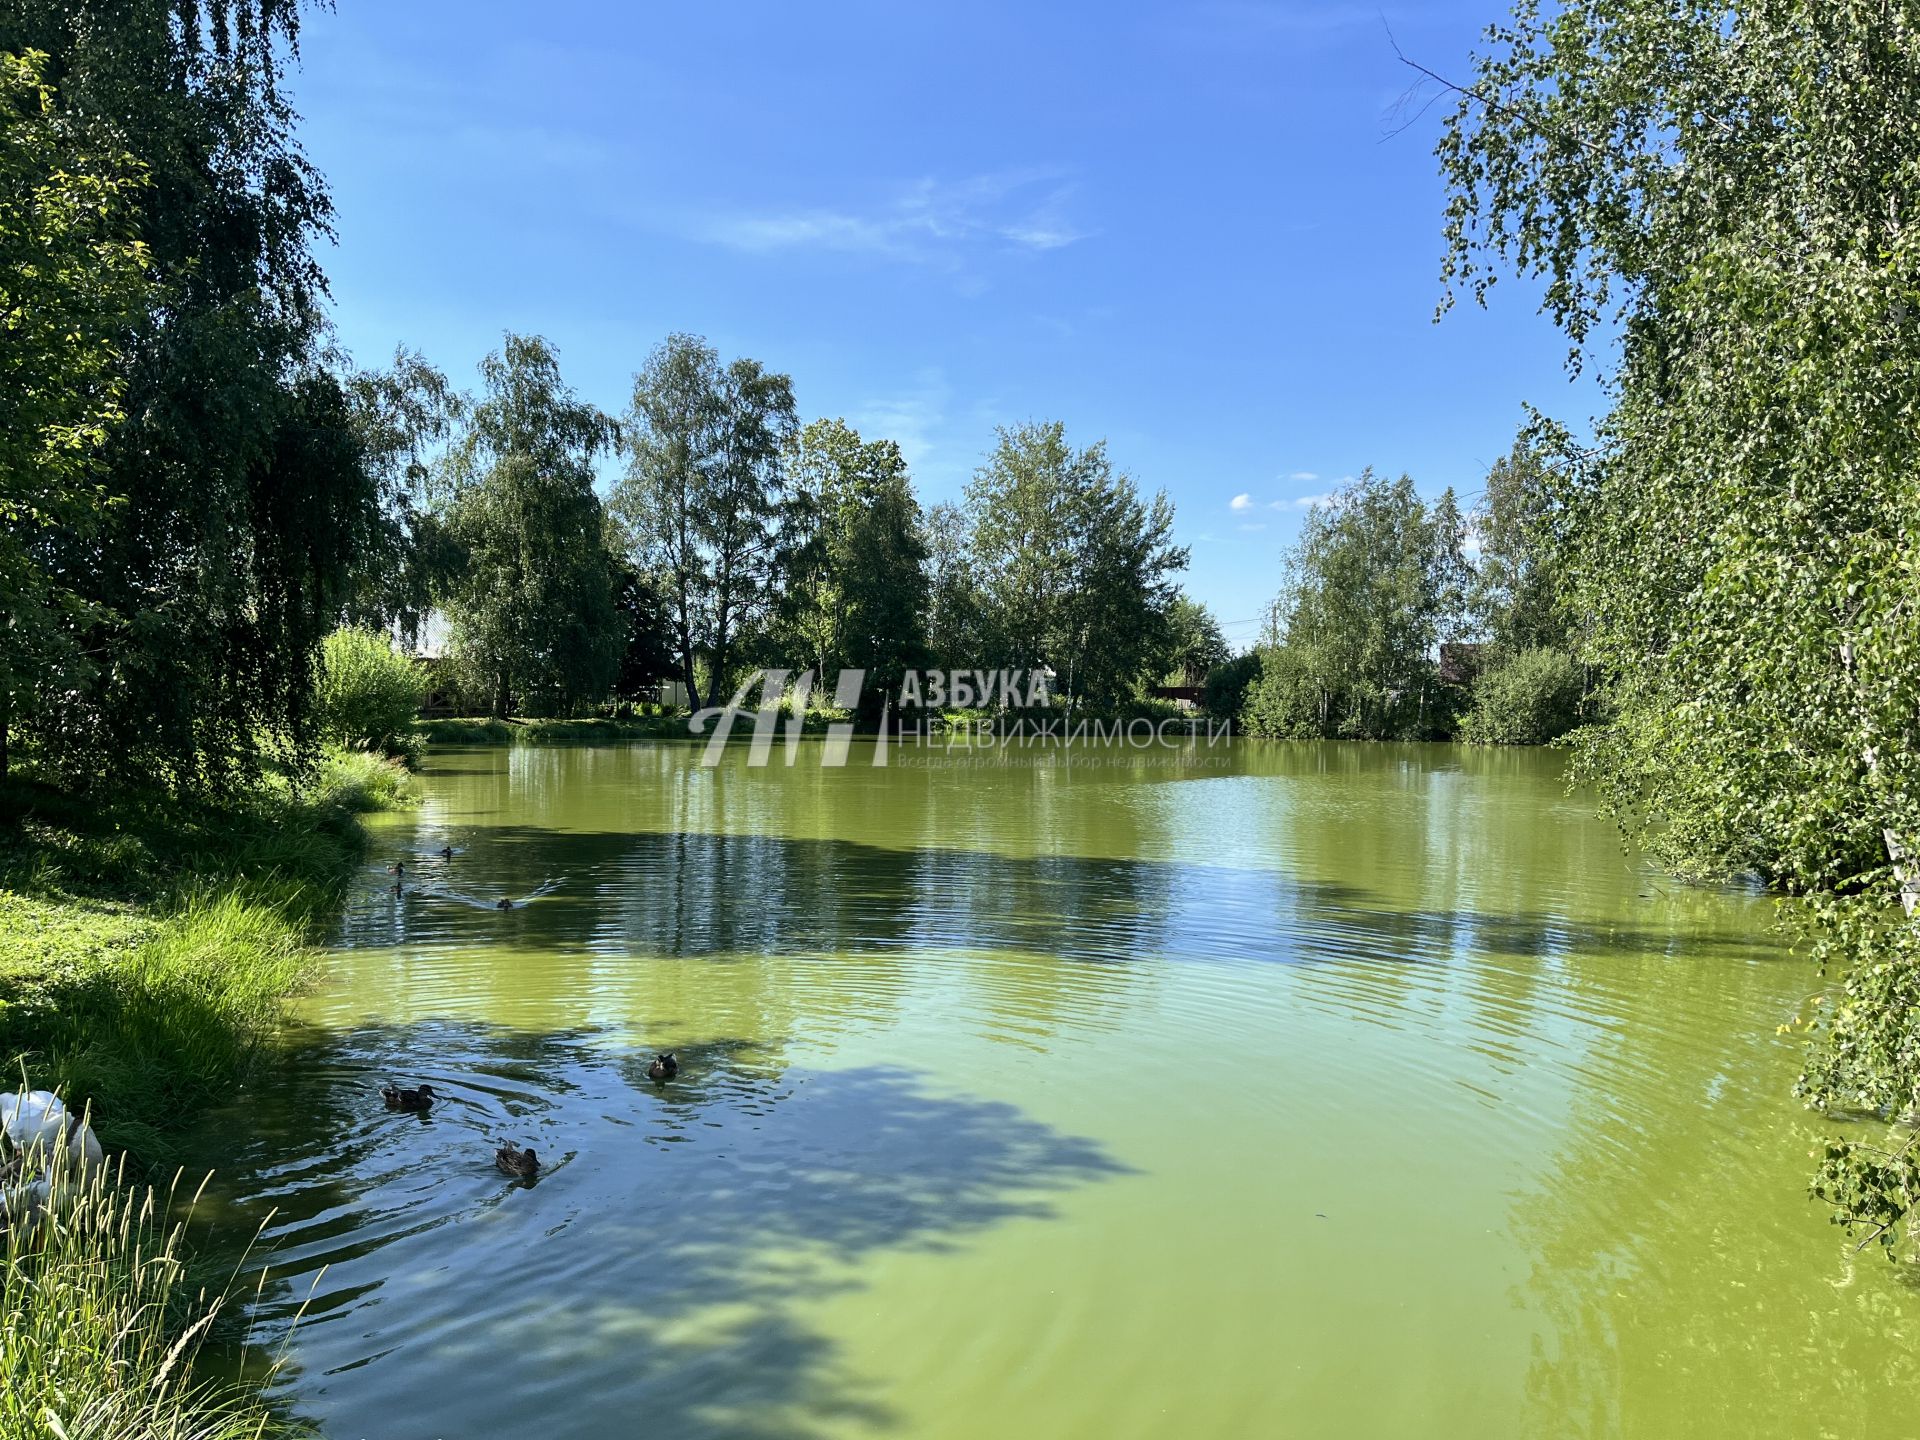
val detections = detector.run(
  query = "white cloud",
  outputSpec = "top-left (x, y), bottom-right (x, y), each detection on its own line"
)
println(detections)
top-left (687, 171), bottom-right (1089, 263)
top-left (1290, 492), bottom-right (1335, 510)
top-left (1229, 493), bottom-right (1255, 511)
top-left (1287, 470), bottom-right (1319, 482)
top-left (850, 368), bottom-right (952, 485)
top-left (1236, 521), bottom-right (1268, 533)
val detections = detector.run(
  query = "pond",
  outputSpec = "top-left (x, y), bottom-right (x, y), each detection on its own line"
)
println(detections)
top-left (189, 739), bottom-right (1920, 1438)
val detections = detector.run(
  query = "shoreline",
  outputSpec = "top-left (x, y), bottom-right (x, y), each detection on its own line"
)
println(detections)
top-left (0, 748), bottom-right (413, 1435)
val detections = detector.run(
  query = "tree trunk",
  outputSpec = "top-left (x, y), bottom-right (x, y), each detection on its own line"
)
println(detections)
top-left (679, 647), bottom-right (699, 713)
top-left (707, 639), bottom-right (728, 712)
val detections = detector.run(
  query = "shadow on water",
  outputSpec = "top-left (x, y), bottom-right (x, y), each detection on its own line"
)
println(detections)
top-left (199, 742), bottom-right (1815, 1436)
top-left (345, 824), bottom-right (1788, 974)
top-left (189, 1019), bottom-right (1132, 1439)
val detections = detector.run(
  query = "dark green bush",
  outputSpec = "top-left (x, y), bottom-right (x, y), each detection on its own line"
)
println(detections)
top-left (1202, 653), bottom-right (1263, 724)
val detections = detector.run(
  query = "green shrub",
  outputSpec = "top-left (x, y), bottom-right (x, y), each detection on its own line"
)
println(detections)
top-left (1202, 653), bottom-right (1262, 724)
top-left (315, 627), bottom-right (426, 756)
top-left (1240, 646), bottom-right (1325, 737)
top-left (1460, 647), bottom-right (1585, 746)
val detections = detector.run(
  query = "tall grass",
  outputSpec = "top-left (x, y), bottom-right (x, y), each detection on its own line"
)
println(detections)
top-left (310, 748), bottom-right (414, 817)
top-left (20, 894), bottom-right (311, 1157)
top-left (0, 756), bottom-right (395, 1440)
top-left (0, 1159), bottom-right (291, 1440)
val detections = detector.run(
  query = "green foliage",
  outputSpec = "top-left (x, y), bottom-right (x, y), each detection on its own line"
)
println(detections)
top-left (1459, 647), bottom-right (1585, 746)
top-left (1202, 652), bottom-right (1262, 723)
top-left (342, 348), bottom-right (464, 646)
top-left (920, 500), bottom-right (987, 676)
top-left (1472, 438), bottom-right (1569, 652)
top-left (1438, 0), bottom-right (1920, 1248)
top-left (7, 2), bottom-right (379, 794)
top-left (776, 417), bottom-right (929, 717)
top-left (0, 1158), bottom-right (289, 1440)
top-left (439, 335), bottom-right (622, 718)
top-left (610, 556), bottom-right (678, 701)
top-left (1162, 594), bottom-right (1231, 687)
top-left (1240, 643), bottom-right (1324, 739)
top-left (1245, 472), bottom-right (1463, 739)
top-left (0, 49), bottom-right (149, 785)
top-left (616, 333), bottom-right (800, 711)
top-left (316, 626), bottom-right (426, 756)
top-left (965, 422), bottom-right (1188, 708)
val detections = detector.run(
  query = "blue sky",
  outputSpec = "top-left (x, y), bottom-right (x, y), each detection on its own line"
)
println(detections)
top-left (293, 0), bottom-right (1603, 649)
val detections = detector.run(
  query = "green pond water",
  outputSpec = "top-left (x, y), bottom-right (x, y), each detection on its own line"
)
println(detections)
top-left (189, 739), bottom-right (1920, 1438)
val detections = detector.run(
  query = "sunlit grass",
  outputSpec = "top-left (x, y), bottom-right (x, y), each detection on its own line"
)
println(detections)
top-left (17, 894), bottom-right (311, 1157)
top-left (0, 1158), bottom-right (295, 1440)
top-left (0, 746), bottom-right (414, 1155)
top-left (310, 748), bottom-right (415, 816)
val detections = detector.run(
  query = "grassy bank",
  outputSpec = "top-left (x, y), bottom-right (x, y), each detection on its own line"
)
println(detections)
top-left (418, 713), bottom-right (693, 744)
top-left (0, 748), bottom-right (410, 1154)
top-left (0, 747), bottom-right (410, 1439)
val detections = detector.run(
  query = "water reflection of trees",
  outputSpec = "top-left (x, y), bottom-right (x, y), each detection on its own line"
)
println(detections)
top-left (300, 740), bottom-right (1894, 1433)
top-left (185, 1021), bottom-right (1130, 1439)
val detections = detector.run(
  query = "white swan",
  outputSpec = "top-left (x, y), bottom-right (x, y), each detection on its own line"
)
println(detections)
top-left (1, 1090), bottom-right (104, 1168)
top-left (0, 1176), bottom-right (51, 1233)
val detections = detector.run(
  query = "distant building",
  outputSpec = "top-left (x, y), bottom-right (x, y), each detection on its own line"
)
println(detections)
top-left (1149, 684), bottom-right (1205, 711)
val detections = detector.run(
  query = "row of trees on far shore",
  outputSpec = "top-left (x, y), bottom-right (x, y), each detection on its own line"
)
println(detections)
top-left (1224, 443), bottom-right (1586, 746)
top-left (346, 322), bottom-right (1582, 742)
top-left (342, 332), bottom-right (1198, 725)
top-left (0, 0), bottom-right (1585, 801)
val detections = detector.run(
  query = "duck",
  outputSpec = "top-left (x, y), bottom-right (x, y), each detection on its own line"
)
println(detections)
top-left (647, 1052), bottom-right (679, 1082)
top-left (438, 845), bottom-right (454, 860)
top-left (381, 1082), bottom-right (437, 1112)
top-left (388, 860), bottom-right (407, 878)
top-left (495, 1143), bottom-right (540, 1178)
top-left (496, 898), bottom-right (515, 910)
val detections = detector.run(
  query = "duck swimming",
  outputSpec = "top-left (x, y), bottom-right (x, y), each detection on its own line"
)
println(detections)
top-left (381, 1083), bottom-right (437, 1112)
top-left (495, 1143), bottom-right (540, 1178)
top-left (438, 845), bottom-right (454, 860)
top-left (647, 1052), bottom-right (678, 1082)
top-left (496, 897), bottom-right (515, 910)
top-left (388, 861), bottom-right (406, 878)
